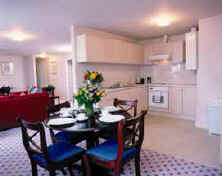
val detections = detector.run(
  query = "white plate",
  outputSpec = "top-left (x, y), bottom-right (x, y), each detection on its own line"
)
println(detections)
top-left (99, 115), bottom-right (125, 123)
top-left (76, 113), bottom-right (88, 121)
top-left (103, 106), bottom-right (121, 112)
top-left (47, 118), bottom-right (76, 126)
top-left (60, 107), bottom-right (75, 113)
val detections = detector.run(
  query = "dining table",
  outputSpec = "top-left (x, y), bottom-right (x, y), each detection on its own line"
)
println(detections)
top-left (44, 107), bottom-right (131, 149)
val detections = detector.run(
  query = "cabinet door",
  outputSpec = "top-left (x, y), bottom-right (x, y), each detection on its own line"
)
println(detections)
top-left (185, 32), bottom-right (198, 70)
top-left (182, 87), bottom-right (196, 118)
top-left (113, 39), bottom-right (128, 63)
top-left (169, 87), bottom-right (183, 114)
top-left (87, 35), bottom-right (105, 62)
top-left (172, 41), bottom-right (185, 64)
top-left (104, 38), bottom-right (115, 62)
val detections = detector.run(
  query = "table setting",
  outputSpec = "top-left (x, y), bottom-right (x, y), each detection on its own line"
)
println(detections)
top-left (45, 70), bottom-right (128, 132)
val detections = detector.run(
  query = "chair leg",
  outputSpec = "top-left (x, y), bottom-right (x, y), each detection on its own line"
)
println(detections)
top-left (31, 161), bottom-right (37, 176)
top-left (49, 170), bottom-right (56, 176)
top-left (61, 169), bottom-right (67, 175)
top-left (83, 155), bottom-right (91, 176)
top-left (135, 154), bottom-right (141, 176)
top-left (68, 166), bottom-right (75, 176)
top-left (114, 167), bottom-right (120, 176)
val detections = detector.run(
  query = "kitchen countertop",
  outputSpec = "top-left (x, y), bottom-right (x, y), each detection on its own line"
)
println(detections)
top-left (149, 83), bottom-right (197, 87)
top-left (104, 84), bottom-right (146, 93)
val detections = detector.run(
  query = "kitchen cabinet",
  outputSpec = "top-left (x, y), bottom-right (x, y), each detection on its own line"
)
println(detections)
top-left (100, 86), bottom-right (147, 114)
top-left (185, 31), bottom-right (198, 70)
top-left (76, 34), bottom-right (144, 65)
top-left (182, 87), bottom-right (196, 118)
top-left (171, 41), bottom-right (185, 64)
top-left (169, 87), bottom-right (183, 114)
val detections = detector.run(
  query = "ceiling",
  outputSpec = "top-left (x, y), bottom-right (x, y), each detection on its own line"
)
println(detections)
top-left (1, 0), bottom-right (222, 56)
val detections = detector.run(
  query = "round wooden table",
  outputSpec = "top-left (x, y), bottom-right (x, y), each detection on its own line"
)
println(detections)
top-left (45, 110), bottom-right (130, 149)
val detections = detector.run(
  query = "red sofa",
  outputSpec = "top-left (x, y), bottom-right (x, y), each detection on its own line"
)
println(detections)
top-left (0, 92), bottom-right (50, 129)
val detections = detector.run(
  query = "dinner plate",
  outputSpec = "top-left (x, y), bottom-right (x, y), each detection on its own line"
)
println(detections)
top-left (76, 113), bottom-right (88, 122)
top-left (47, 118), bottom-right (76, 128)
top-left (60, 107), bottom-right (75, 114)
top-left (103, 106), bottom-right (121, 112)
top-left (99, 114), bottom-right (125, 124)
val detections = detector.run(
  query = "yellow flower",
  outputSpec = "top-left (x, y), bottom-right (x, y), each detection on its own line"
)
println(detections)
top-left (101, 92), bottom-right (105, 97)
top-left (90, 72), bottom-right (97, 80)
top-left (96, 92), bottom-right (100, 96)
top-left (89, 93), bottom-right (93, 98)
top-left (82, 88), bottom-right (88, 92)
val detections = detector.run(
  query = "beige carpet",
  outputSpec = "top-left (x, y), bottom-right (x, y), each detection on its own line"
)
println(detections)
top-left (143, 115), bottom-right (221, 169)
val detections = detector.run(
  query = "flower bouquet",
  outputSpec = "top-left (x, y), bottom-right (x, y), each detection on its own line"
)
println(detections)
top-left (74, 71), bottom-right (105, 127)
top-left (84, 70), bottom-right (104, 85)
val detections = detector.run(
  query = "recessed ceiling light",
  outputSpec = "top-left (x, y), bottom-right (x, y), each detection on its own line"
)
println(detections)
top-left (37, 52), bottom-right (48, 58)
top-left (1, 29), bottom-right (36, 41)
top-left (151, 15), bottom-right (173, 27)
top-left (56, 44), bottom-right (72, 53)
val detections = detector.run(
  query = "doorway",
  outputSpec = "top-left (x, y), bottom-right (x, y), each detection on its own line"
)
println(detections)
top-left (67, 59), bottom-right (74, 101)
top-left (35, 58), bottom-right (49, 87)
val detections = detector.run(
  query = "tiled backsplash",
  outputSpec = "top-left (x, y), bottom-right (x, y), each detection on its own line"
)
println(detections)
top-left (141, 64), bottom-right (197, 84)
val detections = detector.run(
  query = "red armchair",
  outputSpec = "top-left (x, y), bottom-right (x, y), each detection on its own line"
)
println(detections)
top-left (0, 92), bottom-right (50, 130)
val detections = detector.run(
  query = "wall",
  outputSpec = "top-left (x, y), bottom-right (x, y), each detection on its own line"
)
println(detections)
top-left (0, 52), bottom-right (28, 91)
top-left (141, 64), bottom-right (196, 84)
top-left (141, 34), bottom-right (197, 85)
top-left (71, 26), bottom-right (141, 91)
top-left (196, 14), bottom-right (222, 129)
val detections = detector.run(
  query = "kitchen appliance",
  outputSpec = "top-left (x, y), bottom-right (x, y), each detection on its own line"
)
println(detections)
top-left (149, 54), bottom-right (170, 61)
top-left (149, 86), bottom-right (169, 108)
top-left (147, 77), bottom-right (151, 84)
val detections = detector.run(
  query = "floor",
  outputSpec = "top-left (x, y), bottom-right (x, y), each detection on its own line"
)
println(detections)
top-left (143, 115), bottom-right (221, 168)
top-left (1, 127), bottom-right (222, 176)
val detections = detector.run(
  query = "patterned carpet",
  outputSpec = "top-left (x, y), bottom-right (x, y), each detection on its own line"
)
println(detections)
top-left (0, 128), bottom-right (222, 176)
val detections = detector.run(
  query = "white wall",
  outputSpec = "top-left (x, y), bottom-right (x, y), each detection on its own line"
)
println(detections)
top-left (196, 14), bottom-right (222, 128)
top-left (0, 53), bottom-right (28, 91)
top-left (71, 26), bottom-right (141, 91)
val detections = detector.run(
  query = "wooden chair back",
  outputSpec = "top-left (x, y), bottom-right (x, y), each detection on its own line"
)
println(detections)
top-left (18, 119), bottom-right (50, 163)
top-left (113, 98), bottom-right (138, 117)
top-left (46, 101), bottom-right (70, 117)
top-left (116, 110), bottom-right (147, 162)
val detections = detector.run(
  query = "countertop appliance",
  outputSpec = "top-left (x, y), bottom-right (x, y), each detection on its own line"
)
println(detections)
top-left (149, 86), bottom-right (169, 109)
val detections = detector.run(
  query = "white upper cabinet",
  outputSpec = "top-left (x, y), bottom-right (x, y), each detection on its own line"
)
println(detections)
top-left (171, 41), bottom-right (185, 64)
top-left (76, 34), bottom-right (144, 65)
top-left (185, 31), bottom-right (198, 70)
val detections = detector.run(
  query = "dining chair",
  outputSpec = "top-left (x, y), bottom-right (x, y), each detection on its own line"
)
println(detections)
top-left (18, 118), bottom-right (85, 176)
top-left (113, 98), bottom-right (138, 118)
top-left (99, 98), bottom-right (138, 141)
top-left (46, 101), bottom-right (86, 145)
top-left (83, 110), bottom-right (147, 176)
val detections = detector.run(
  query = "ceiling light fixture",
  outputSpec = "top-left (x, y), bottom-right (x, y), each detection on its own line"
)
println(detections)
top-left (56, 44), bottom-right (72, 53)
top-left (1, 29), bottom-right (36, 41)
top-left (37, 52), bottom-right (48, 58)
top-left (152, 15), bottom-right (173, 27)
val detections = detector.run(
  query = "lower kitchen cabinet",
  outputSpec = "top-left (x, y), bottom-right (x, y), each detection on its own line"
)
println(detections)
top-left (168, 86), bottom-right (196, 120)
top-left (169, 87), bottom-right (183, 114)
top-left (100, 86), bottom-right (147, 114)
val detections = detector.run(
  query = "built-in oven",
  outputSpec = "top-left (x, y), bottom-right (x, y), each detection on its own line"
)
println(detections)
top-left (149, 86), bottom-right (169, 109)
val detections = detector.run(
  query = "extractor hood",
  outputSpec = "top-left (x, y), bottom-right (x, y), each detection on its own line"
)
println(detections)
top-left (149, 54), bottom-right (170, 61)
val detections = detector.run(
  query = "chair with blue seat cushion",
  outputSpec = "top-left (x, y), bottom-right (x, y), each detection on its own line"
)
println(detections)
top-left (46, 101), bottom-right (86, 145)
top-left (83, 110), bottom-right (147, 176)
top-left (18, 118), bottom-right (85, 176)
